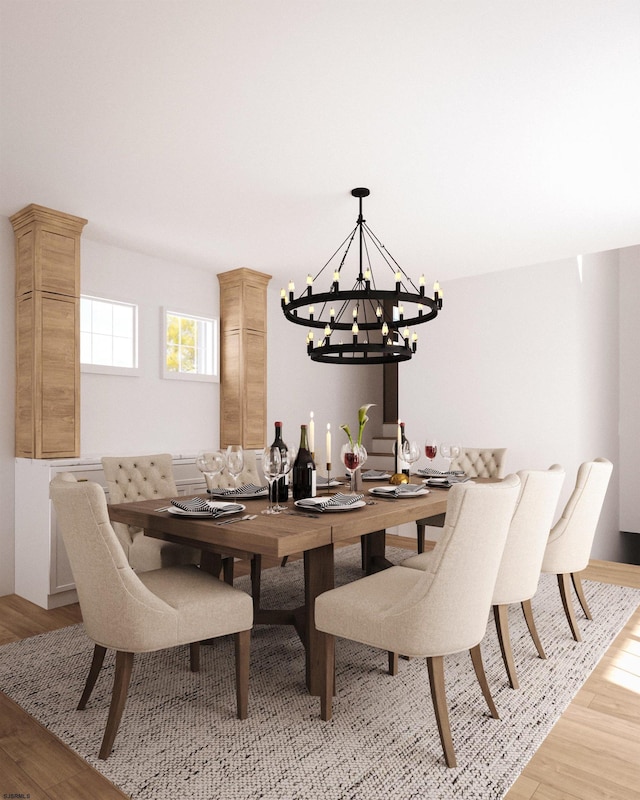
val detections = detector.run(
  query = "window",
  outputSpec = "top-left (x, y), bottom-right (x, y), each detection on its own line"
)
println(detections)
top-left (163, 309), bottom-right (218, 382)
top-left (80, 296), bottom-right (138, 375)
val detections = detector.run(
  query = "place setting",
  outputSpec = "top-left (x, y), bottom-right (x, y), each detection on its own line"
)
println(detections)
top-left (167, 496), bottom-right (246, 518)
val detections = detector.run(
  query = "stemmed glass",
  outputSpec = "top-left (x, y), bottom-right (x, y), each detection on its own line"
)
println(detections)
top-left (225, 445), bottom-right (244, 489)
top-left (273, 445), bottom-right (297, 512)
top-left (195, 450), bottom-right (225, 493)
top-left (441, 443), bottom-right (461, 473)
top-left (424, 438), bottom-right (438, 465)
top-left (261, 446), bottom-right (282, 515)
top-left (341, 442), bottom-right (367, 494)
top-left (402, 440), bottom-right (420, 481)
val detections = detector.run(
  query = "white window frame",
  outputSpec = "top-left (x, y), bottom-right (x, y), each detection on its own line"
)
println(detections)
top-left (162, 308), bottom-right (219, 383)
top-left (80, 294), bottom-right (139, 376)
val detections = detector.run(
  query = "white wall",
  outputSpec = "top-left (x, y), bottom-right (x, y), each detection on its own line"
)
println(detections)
top-left (619, 246), bottom-right (640, 532)
top-left (80, 239), bottom-right (222, 455)
top-left (401, 253), bottom-right (621, 559)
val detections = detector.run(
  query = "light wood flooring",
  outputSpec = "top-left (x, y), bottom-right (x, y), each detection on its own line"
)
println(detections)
top-left (1, 539), bottom-right (639, 800)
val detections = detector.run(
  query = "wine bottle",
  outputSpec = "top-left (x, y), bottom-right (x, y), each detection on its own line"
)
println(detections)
top-left (292, 424), bottom-right (317, 500)
top-left (395, 422), bottom-right (410, 476)
top-left (271, 421), bottom-right (288, 503)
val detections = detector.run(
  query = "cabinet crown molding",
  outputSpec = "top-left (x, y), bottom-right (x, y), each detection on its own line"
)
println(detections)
top-left (10, 204), bottom-right (88, 234)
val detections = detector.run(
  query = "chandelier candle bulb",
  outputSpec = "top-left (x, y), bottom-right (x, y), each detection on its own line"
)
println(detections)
top-left (330, 307), bottom-right (335, 322)
top-left (307, 274), bottom-right (313, 295)
top-left (419, 274), bottom-right (425, 296)
top-left (395, 270), bottom-right (401, 292)
top-left (309, 306), bottom-right (314, 321)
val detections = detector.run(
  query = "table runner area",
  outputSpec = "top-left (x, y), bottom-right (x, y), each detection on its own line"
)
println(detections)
top-left (1, 545), bottom-right (638, 800)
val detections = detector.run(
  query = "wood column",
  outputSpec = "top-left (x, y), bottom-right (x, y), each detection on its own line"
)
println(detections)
top-left (10, 204), bottom-right (87, 458)
top-left (217, 268), bottom-right (271, 449)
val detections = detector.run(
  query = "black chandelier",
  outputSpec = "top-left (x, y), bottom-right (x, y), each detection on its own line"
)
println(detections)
top-left (281, 188), bottom-right (443, 365)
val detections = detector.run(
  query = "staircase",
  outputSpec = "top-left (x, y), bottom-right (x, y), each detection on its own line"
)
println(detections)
top-left (366, 423), bottom-right (400, 471)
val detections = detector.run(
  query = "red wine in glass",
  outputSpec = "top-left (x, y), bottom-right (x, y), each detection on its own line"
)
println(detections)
top-left (425, 443), bottom-right (437, 460)
top-left (344, 451), bottom-right (361, 470)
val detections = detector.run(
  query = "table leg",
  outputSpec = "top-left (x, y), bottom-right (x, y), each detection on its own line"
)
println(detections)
top-left (363, 529), bottom-right (393, 574)
top-left (304, 543), bottom-right (334, 696)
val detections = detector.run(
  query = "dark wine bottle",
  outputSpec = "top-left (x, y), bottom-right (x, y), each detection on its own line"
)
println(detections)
top-left (394, 422), bottom-right (410, 476)
top-left (271, 421), bottom-right (288, 503)
top-left (292, 424), bottom-right (317, 500)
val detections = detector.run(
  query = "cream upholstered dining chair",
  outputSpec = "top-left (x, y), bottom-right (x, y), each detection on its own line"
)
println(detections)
top-left (315, 475), bottom-right (521, 768)
top-left (49, 473), bottom-right (253, 760)
top-left (541, 458), bottom-right (613, 642)
top-left (404, 465), bottom-right (565, 689)
top-left (101, 454), bottom-right (200, 571)
top-left (416, 446), bottom-right (508, 553)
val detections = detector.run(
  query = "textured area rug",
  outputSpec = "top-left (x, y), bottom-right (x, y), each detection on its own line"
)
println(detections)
top-left (1, 545), bottom-right (638, 800)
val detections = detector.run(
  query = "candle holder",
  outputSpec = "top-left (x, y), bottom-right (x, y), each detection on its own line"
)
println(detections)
top-left (325, 463), bottom-right (332, 494)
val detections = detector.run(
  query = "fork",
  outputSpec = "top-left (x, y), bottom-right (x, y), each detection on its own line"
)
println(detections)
top-left (216, 514), bottom-right (256, 526)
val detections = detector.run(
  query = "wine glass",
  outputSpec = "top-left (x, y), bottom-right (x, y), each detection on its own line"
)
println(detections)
top-left (225, 445), bottom-right (244, 489)
top-left (402, 440), bottom-right (420, 481)
top-left (424, 438), bottom-right (438, 466)
top-left (261, 446), bottom-right (282, 515)
top-left (341, 442), bottom-right (367, 494)
top-left (273, 445), bottom-right (297, 511)
top-left (449, 443), bottom-right (461, 473)
top-left (440, 443), bottom-right (453, 473)
top-left (195, 450), bottom-right (225, 493)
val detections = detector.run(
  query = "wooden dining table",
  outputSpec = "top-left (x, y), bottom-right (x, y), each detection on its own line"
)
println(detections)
top-left (107, 483), bottom-right (449, 695)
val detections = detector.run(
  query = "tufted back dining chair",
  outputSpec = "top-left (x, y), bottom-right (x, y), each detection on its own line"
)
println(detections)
top-left (404, 464), bottom-right (565, 689)
top-left (541, 458), bottom-right (613, 641)
top-left (49, 473), bottom-right (253, 760)
top-left (316, 475), bottom-right (521, 768)
top-left (101, 454), bottom-right (200, 571)
top-left (416, 447), bottom-right (508, 554)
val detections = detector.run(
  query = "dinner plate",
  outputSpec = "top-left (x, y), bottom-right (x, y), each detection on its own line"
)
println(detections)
top-left (368, 486), bottom-right (429, 497)
top-left (315, 478), bottom-right (342, 487)
top-left (168, 501), bottom-right (246, 518)
top-left (294, 498), bottom-right (367, 512)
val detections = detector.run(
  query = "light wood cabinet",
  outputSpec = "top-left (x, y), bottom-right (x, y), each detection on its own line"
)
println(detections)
top-left (218, 268), bottom-right (271, 449)
top-left (10, 204), bottom-right (87, 458)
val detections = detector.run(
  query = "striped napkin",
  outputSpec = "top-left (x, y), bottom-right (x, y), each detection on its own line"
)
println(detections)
top-left (170, 498), bottom-right (241, 516)
top-left (417, 467), bottom-right (466, 477)
top-left (372, 483), bottom-right (425, 497)
top-left (297, 492), bottom-right (364, 511)
top-left (208, 483), bottom-right (266, 496)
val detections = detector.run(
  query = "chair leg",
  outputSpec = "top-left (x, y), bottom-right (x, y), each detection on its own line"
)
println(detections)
top-left (493, 603), bottom-right (519, 689)
top-left (189, 642), bottom-right (200, 672)
top-left (280, 556), bottom-right (289, 568)
top-left (360, 535), bottom-right (366, 570)
top-left (388, 651), bottom-right (399, 676)
top-left (77, 644), bottom-right (107, 710)
top-left (99, 651), bottom-right (134, 760)
top-left (521, 599), bottom-right (546, 659)
top-left (250, 554), bottom-right (262, 614)
top-left (572, 572), bottom-right (593, 620)
top-left (320, 633), bottom-right (335, 721)
top-left (417, 522), bottom-right (425, 554)
top-left (557, 572), bottom-right (582, 642)
top-left (469, 644), bottom-right (499, 719)
top-left (234, 629), bottom-right (250, 720)
top-left (426, 655), bottom-right (456, 768)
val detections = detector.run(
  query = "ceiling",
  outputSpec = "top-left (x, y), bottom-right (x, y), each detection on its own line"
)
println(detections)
top-left (2, 0), bottom-right (640, 289)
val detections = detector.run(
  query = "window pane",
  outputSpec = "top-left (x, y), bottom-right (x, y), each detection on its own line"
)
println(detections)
top-left (92, 301), bottom-right (113, 335)
top-left (112, 336), bottom-right (133, 368)
top-left (164, 310), bottom-right (218, 381)
top-left (92, 333), bottom-right (113, 365)
top-left (112, 303), bottom-right (133, 337)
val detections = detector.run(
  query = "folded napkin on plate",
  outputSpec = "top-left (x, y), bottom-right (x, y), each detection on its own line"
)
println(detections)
top-left (297, 492), bottom-right (364, 511)
top-left (374, 483), bottom-right (424, 497)
top-left (208, 483), bottom-right (266, 496)
top-left (362, 469), bottom-right (391, 478)
top-left (417, 467), bottom-right (466, 477)
top-left (316, 476), bottom-right (335, 486)
top-left (170, 498), bottom-right (240, 516)
top-left (425, 476), bottom-right (471, 488)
